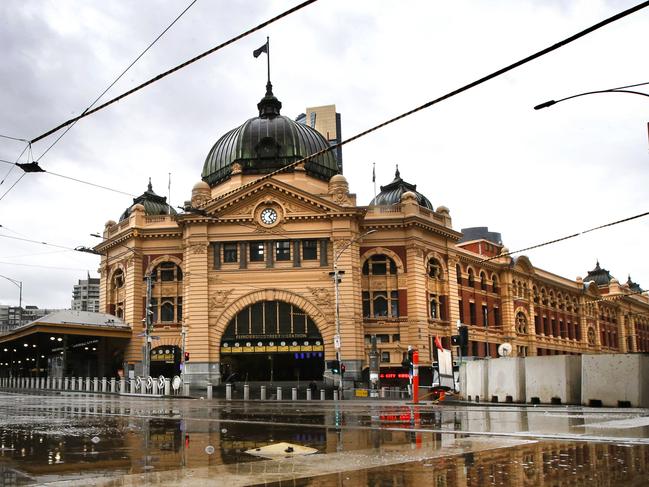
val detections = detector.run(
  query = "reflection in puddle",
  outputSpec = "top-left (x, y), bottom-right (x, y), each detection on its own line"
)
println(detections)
top-left (0, 395), bottom-right (647, 485)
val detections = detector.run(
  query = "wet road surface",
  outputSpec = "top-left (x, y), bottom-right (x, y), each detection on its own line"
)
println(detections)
top-left (0, 391), bottom-right (648, 485)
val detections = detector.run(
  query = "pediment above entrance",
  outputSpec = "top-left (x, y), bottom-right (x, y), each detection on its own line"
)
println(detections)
top-left (199, 179), bottom-right (363, 223)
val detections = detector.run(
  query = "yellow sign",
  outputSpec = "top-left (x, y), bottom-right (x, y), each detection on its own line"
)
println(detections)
top-left (355, 389), bottom-right (369, 397)
top-left (289, 346), bottom-right (301, 352)
top-left (300, 346), bottom-right (313, 352)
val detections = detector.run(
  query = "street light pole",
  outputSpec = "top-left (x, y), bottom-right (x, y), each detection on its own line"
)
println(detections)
top-left (0, 275), bottom-right (22, 327)
top-left (534, 81), bottom-right (649, 110)
top-left (331, 229), bottom-right (376, 393)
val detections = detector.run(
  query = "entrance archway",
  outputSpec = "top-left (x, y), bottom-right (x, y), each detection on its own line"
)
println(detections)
top-left (150, 346), bottom-right (181, 378)
top-left (220, 300), bottom-right (324, 382)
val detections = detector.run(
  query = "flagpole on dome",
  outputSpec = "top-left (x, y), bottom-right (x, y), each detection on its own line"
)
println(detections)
top-left (372, 162), bottom-right (377, 201)
top-left (266, 36), bottom-right (270, 85)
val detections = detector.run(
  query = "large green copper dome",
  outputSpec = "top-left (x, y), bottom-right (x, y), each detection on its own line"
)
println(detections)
top-left (202, 83), bottom-right (338, 187)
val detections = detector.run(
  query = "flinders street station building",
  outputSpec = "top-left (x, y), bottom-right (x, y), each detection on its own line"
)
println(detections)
top-left (93, 83), bottom-right (649, 386)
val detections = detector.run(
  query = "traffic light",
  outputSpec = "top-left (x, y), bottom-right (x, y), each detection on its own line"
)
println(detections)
top-left (456, 326), bottom-right (469, 356)
top-left (184, 352), bottom-right (190, 362)
top-left (327, 360), bottom-right (340, 374)
top-left (401, 349), bottom-right (414, 369)
top-left (340, 363), bottom-right (346, 374)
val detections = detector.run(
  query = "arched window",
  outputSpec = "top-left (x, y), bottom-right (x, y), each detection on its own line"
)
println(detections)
top-left (362, 254), bottom-right (400, 319)
top-left (161, 301), bottom-right (175, 322)
top-left (428, 258), bottom-right (443, 279)
top-left (467, 268), bottom-right (475, 288)
top-left (456, 264), bottom-right (462, 285)
top-left (516, 312), bottom-right (528, 334)
top-left (492, 274), bottom-right (499, 294)
top-left (362, 254), bottom-right (397, 275)
top-left (112, 269), bottom-right (124, 289)
top-left (480, 272), bottom-right (487, 291)
top-left (152, 261), bottom-right (183, 282)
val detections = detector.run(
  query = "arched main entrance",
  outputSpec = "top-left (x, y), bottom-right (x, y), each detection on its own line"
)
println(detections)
top-left (220, 300), bottom-right (324, 381)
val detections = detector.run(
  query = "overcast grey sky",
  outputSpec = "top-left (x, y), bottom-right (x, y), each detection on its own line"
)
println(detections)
top-left (0, 0), bottom-right (647, 309)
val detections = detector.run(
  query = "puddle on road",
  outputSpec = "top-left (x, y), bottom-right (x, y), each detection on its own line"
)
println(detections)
top-left (0, 394), bottom-right (647, 485)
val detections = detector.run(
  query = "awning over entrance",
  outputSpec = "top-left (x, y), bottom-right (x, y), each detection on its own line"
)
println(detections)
top-left (0, 310), bottom-right (131, 378)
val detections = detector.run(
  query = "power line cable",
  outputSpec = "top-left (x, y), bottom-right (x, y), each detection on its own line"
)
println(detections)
top-left (207, 0), bottom-right (649, 205)
top-left (478, 210), bottom-right (649, 264)
top-left (0, 143), bottom-right (29, 187)
top-left (35, 0), bottom-right (200, 162)
top-left (29, 0), bottom-right (318, 145)
top-left (0, 173), bottom-right (26, 203)
top-left (0, 233), bottom-right (80, 252)
top-left (0, 134), bottom-right (28, 143)
top-left (0, 158), bottom-right (136, 197)
top-left (0, 261), bottom-right (91, 272)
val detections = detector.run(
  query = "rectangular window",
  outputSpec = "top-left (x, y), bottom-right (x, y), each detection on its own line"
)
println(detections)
top-left (362, 291), bottom-right (371, 318)
top-left (390, 290), bottom-right (399, 318)
top-left (482, 305), bottom-right (488, 327)
top-left (223, 243), bottom-right (238, 263)
top-left (177, 297), bottom-right (182, 321)
top-left (392, 334), bottom-right (400, 342)
top-left (493, 307), bottom-right (500, 327)
top-left (302, 240), bottom-right (318, 260)
top-left (376, 334), bottom-right (390, 343)
top-left (150, 298), bottom-right (158, 323)
top-left (250, 241), bottom-right (265, 262)
top-left (469, 302), bottom-right (476, 325)
top-left (380, 351), bottom-right (390, 363)
top-left (430, 294), bottom-right (438, 319)
top-left (275, 241), bottom-right (291, 261)
top-left (459, 300), bottom-right (464, 323)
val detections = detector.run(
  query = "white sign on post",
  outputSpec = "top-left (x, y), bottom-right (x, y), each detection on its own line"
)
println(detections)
top-left (438, 348), bottom-right (454, 390)
top-left (333, 334), bottom-right (341, 350)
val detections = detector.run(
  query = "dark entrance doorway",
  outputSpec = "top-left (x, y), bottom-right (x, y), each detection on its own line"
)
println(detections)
top-left (220, 300), bottom-right (325, 382)
top-left (150, 346), bottom-right (181, 378)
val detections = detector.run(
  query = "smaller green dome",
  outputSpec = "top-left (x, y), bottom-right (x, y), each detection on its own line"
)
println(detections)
top-left (120, 179), bottom-right (176, 221)
top-left (369, 167), bottom-right (433, 209)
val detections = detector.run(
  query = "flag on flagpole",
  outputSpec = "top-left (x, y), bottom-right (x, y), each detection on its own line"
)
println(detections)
top-left (434, 336), bottom-right (444, 351)
top-left (253, 41), bottom-right (268, 58)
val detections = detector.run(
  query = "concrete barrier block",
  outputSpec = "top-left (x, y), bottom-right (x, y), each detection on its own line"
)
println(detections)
top-left (525, 355), bottom-right (581, 405)
top-left (487, 357), bottom-right (526, 403)
top-left (461, 360), bottom-right (489, 402)
top-left (582, 353), bottom-right (649, 408)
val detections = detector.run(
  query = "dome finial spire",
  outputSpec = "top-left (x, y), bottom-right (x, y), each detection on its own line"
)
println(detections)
top-left (395, 164), bottom-right (400, 179)
top-left (254, 37), bottom-right (281, 118)
top-left (147, 177), bottom-right (152, 192)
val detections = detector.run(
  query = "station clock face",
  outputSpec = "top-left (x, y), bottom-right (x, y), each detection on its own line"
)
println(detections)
top-left (260, 207), bottom-right (278, 225)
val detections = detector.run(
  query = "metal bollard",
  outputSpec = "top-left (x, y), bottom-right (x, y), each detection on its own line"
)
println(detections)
top-left (244, 384), bottom-right (250, 401)
top-left (110, 378), bottom-right (115, 393)
top-left (380, 387), bottom-right (386, 399)
top-left (93, 377), bottom-right (99, 392)
top-left (29, 377), bottom-right (34, 389)
top-left (164, 378), bottom-right (171, 396)
top-left (64, 377), bottom-right (69, 390)
top-left (333, 390), bottom-right (339, 401)
top-left (119, 378), bottom-right (126, 394)
top-left (206, 384), bottom-right (212, 400)
top-left (152, 380), bottom-right (159, 395)
top-left (72, 377), bottom-right (77, 391)
top-left (260, 385), bottom-right (266, 400)
top-left (307, 389), bottom-right (312, 401)
top-left (101, 378), bottom-right (107, 393)
top-left (292, 387), bottom-right (297, 401)
top-left (38, 378), bottom-right (43, 389)
top-left (182, 384), bottom-right (190, 396)
top-left (130, 379), bottom-right (136, 394)
top-left (320, 389), bottom-right (326, 401)
top-left (226, 383), bottom-right (232, 400)
top-left (277, 386), bottom-right (282, 401)
top-left (86, 377), bottom-right (91, 391)
top-left (140, 378), bottom-right (147, 395)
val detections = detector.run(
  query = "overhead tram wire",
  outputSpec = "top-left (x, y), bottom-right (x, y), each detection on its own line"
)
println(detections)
top-left (478, 210), bottom-right (649, 264)
top-left (204, 0), bottom-right (649, 206)
top-left (29, 0), bottom-right (318, 145)
top-left (0, 158), bottom-right (135, 197)
top-left (35, 0), bottom-right (199, 162)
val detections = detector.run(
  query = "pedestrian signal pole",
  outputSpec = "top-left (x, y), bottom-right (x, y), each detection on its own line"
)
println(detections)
top-left (412, 349), bottom-right (419, 404)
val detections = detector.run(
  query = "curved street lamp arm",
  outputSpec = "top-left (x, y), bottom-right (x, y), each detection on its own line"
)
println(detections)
top-left (0, 274), bottom-right (21, 288)
top-left (534, 82), bottom-right (649, 110)
top-left (334, 229), bottom-right (377, 263)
